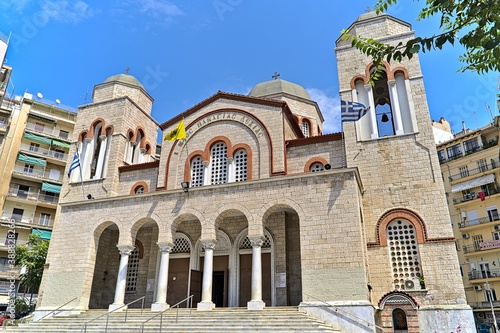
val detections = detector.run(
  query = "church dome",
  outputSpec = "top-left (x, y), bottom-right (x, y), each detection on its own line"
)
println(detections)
top-left (249, 79), bottom-right (311, 100)
top-left (103, 74), bottom-right (145, 89)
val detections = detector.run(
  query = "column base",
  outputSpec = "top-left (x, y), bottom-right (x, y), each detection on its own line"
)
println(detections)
top-left (197, 301), bottom-right (215, 311)
top-left (247, 300), bottom-right (265, 310)
top-left (108, 303), bottom-right (127, 312)
top-left (151, 302), bottom-right (170, 312)
top-left (371, 133), bottom-right (379, 139)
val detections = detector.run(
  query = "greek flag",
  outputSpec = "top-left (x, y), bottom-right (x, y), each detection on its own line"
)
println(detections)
top-left (68, 153), bottom-right (80, 177)
top-left (341, 100), bottom-right (369, 122)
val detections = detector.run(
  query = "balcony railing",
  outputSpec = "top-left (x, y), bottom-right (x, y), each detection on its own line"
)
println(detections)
top-left (19, 144), bottom-right (68, 161)
top-left (469, 268), bottom-right (500, 280)
top-left (439, 139), bottom-right (499, 165)
top-left (13, 165), bottom-right (63, 182)
top-left (463, 244), bottom-right (482, 254)
top-left (453, 187), bottom-right (500, 205)
top-left (458, 216), bottom-right (500, 229)
top-left (7, 187), bottom-right (59, 204)
top-left (25, 122), bottom-right (72, 141)
top-left (0, 214), bottom-right (35, 225)
top-left (449, 158), bottom-right (500, 181)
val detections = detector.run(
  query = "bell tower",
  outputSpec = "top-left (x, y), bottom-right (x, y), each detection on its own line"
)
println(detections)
top-left (335, 12), bottom-right (475, 332)
top-left (63, 73), bottom-right (158, 202)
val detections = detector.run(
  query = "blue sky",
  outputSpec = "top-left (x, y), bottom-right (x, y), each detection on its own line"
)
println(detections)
top-left (1, 1), bottom-right (498, 136)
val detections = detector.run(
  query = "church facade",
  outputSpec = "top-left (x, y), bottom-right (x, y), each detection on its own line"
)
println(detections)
top-left (36, 13), bottom-right (475, 332)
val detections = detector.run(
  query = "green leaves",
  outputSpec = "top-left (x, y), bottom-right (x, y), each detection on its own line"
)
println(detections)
top-left (14, 234), bottom-right (49, 293)
top-left (348, 0), bottom-right (500, 79)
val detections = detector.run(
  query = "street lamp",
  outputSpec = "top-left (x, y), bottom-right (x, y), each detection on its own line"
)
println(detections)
top-left (485, 281), bottom-right (499, 332)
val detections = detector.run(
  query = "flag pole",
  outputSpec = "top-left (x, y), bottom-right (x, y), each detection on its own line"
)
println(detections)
top-left (74, 143), bottom-right (85, 200)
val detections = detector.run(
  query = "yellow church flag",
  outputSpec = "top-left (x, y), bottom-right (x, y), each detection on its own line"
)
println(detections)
top-left (164, 119), bottom-right (186, 141)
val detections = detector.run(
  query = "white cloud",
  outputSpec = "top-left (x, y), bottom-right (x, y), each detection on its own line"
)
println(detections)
top-left (138, 0), bottom-right (184, 17)
top-left (306, 88), bottom-right (341, 134)
top-left (40, 0), bottom-right (96, 24)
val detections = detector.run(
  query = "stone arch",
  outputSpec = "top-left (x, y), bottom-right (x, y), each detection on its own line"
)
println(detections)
top-left (366, 60), bottom-right (393, 80)
top-left (391, 66), bottom-right (410, 80)
top-left (130, 216), bottom-right (161, 242)
top-left (259, 198), bottom-right (306, 226)
top-left (377, 291), bottom-right (420, 332)
top-left (211, 204), bottom-right (253, 236)
top-left (171, 208), bottom-right (205, 242)
top-left (350, 74), bottom-right (368, 89)
top-left (375, 208), bottom-right (428, 246)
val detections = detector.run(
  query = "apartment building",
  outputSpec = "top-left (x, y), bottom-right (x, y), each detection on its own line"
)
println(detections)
top-left (438, 119), bottom-right (500, 329)
top-left (0, 93), bottom-right (77, 308)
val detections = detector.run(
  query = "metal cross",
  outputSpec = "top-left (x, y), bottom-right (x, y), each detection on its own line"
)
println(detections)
top-left (125, 67), bottom-right (130, 75)
top-left (272, 72), bottom-right (280, 80)
top-left (365, 6), bottom-right (373, 13)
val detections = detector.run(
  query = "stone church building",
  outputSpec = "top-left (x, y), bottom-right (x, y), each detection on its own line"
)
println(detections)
top-left (36, 12), bottom-right (475, 332)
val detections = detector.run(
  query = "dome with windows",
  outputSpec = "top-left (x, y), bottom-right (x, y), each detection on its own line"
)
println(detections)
top-left (103, 73), bottom-right (145, 89)
top-left (249, 79), bottom-right (311, 100)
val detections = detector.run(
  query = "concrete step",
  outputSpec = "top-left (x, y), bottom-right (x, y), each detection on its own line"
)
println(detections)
top-left (4, 307), bottom-right (340, 333)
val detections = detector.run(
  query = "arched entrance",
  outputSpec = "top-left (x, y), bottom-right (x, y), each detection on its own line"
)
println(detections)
top-left (377, 292), bottom-right (419, 332)
top-left (89, 223), bottom-right (120, 309)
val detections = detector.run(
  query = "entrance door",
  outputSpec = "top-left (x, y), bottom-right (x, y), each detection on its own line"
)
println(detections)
top-left (189, 270), bottom-right (202, 307)
top-left (212, 271), bottom-right (225, 307)
top-left (167, 258), bottom-right (190, 305)
top-left (480, 262), bottom-right (491, 279)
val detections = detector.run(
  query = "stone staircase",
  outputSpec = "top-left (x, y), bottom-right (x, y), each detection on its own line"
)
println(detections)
top-left (4, 307), bottom-right (341, 332)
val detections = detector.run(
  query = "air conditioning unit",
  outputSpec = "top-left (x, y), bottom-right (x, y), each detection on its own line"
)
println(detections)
top-left (463, 233), bottom-right (470, 239)
top-left (495, 225), bottom-right (500, 231)
top-left (474, 285), bottom-right (483, 291)
top-left (404, 278), bottom-right (421, 291)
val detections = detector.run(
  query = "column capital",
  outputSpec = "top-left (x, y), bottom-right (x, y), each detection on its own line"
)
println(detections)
top-left (248, 236), bottom-right (265, 247)
top-left (84, 137), bottom-right (92, 143)
top-left (99, 135), bottom-right (107, 140)
top-left (117, 245), bottom-right (135, 256)
top-left (157, 242), bottom-right (174, 253)
top-left (201, 240), bottom-right (217, 251)
top-left (387, 79), bottom-right (397, 87)
top-left (226, 157), bottom-right (233, 163)
top-left (202, 161), bottom-right (210, 167)
top-left (364, 84), bottom-right (373, 92)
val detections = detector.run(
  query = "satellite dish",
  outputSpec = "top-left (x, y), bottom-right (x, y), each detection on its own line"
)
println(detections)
top-left (36, 92), bottom-right (43, 99)
top-left (55, 99), bottom-right (61, 104)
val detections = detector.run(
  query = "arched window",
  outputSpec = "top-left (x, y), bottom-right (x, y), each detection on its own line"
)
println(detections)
top-left (373, 70), bottom-right (395, 137)
top-left (210, 142), bottom-right (228, 185)
top-left (190, 155), bottom-right (205, 187)
top-left (234, 149), bottom-right (248, 182)
top-left (134, 186), bottom-right (145, 194)
top-left (387, 219), bottom-right (423, 291)
top-left (392, 308), bottom-right (408, 331)
top-left (301, 119), bottom-right (310, 138)
top-left (126, 243), bottom-right (141, 292)
top-left (90, 123), bottom-right (103, 179)
top-left (131, 130), bottom-right (143, 164)
top-left (310, 162), bottom-right (324, 172)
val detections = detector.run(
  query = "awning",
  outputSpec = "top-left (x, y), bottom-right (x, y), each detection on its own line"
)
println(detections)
top-left (24, 132), bottom-right (51, 145)
top-left (51, 139), bottom-right (70, 149)
top-left (42, 182), bottom-right (61, 194)
top-left (18, 154), bottom-right (46, 166)
top-left (451, 174), bottom-right (495, 193)
top-left (31, 229), bottom-right (52, 240)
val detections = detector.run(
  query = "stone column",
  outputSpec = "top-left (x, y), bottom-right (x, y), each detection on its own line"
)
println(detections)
top-left (197, 240), bottom-right (217, 311)
top-left (247, 236), bottom-right (265, 310)
top-left (109, 245), bottom-right (135, 311)
top-left (364, 84), bottom-right (378, 139)
top-left (388, 80), bottom-right (404, 135)
top-left (151, 243), bottom-right (173, 311)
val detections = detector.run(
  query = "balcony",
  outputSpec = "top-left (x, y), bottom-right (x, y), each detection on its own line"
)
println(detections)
top-left (19, 143), bottom-right (68, 162)
top-left (453, 188), bottom-right (500, 205)
top-left (458, 216), bottom-right (500, 229)
top-left (0, 213), bottom-right (35, 225)
top-left (7, 187), bottom-right (59, 205)
top-left (449, 158), bottom-right (499, 181)
top-left (25, 122), bottom-right (72, 141)
top-left (469, 268), bottom-right (500, 280)
top-left (463, 244), bottom-right (481, 254)
top-left (12, 165), bottom-right (63, 183)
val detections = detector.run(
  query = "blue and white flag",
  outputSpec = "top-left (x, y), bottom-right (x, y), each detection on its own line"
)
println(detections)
top-left (341, 100), bottom-right (369, 122)
top-left (68, 153), bottom-right (80, 177)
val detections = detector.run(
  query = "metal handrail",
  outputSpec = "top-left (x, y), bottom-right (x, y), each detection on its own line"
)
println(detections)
top-left (139, 295), bottom-right (193, 333)
top-left (302, 292), bottom-right (384, 333)
top-left (38, 297), bottom-right (78, 321)
top-left (81, 295), bottom-right (145, 333)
